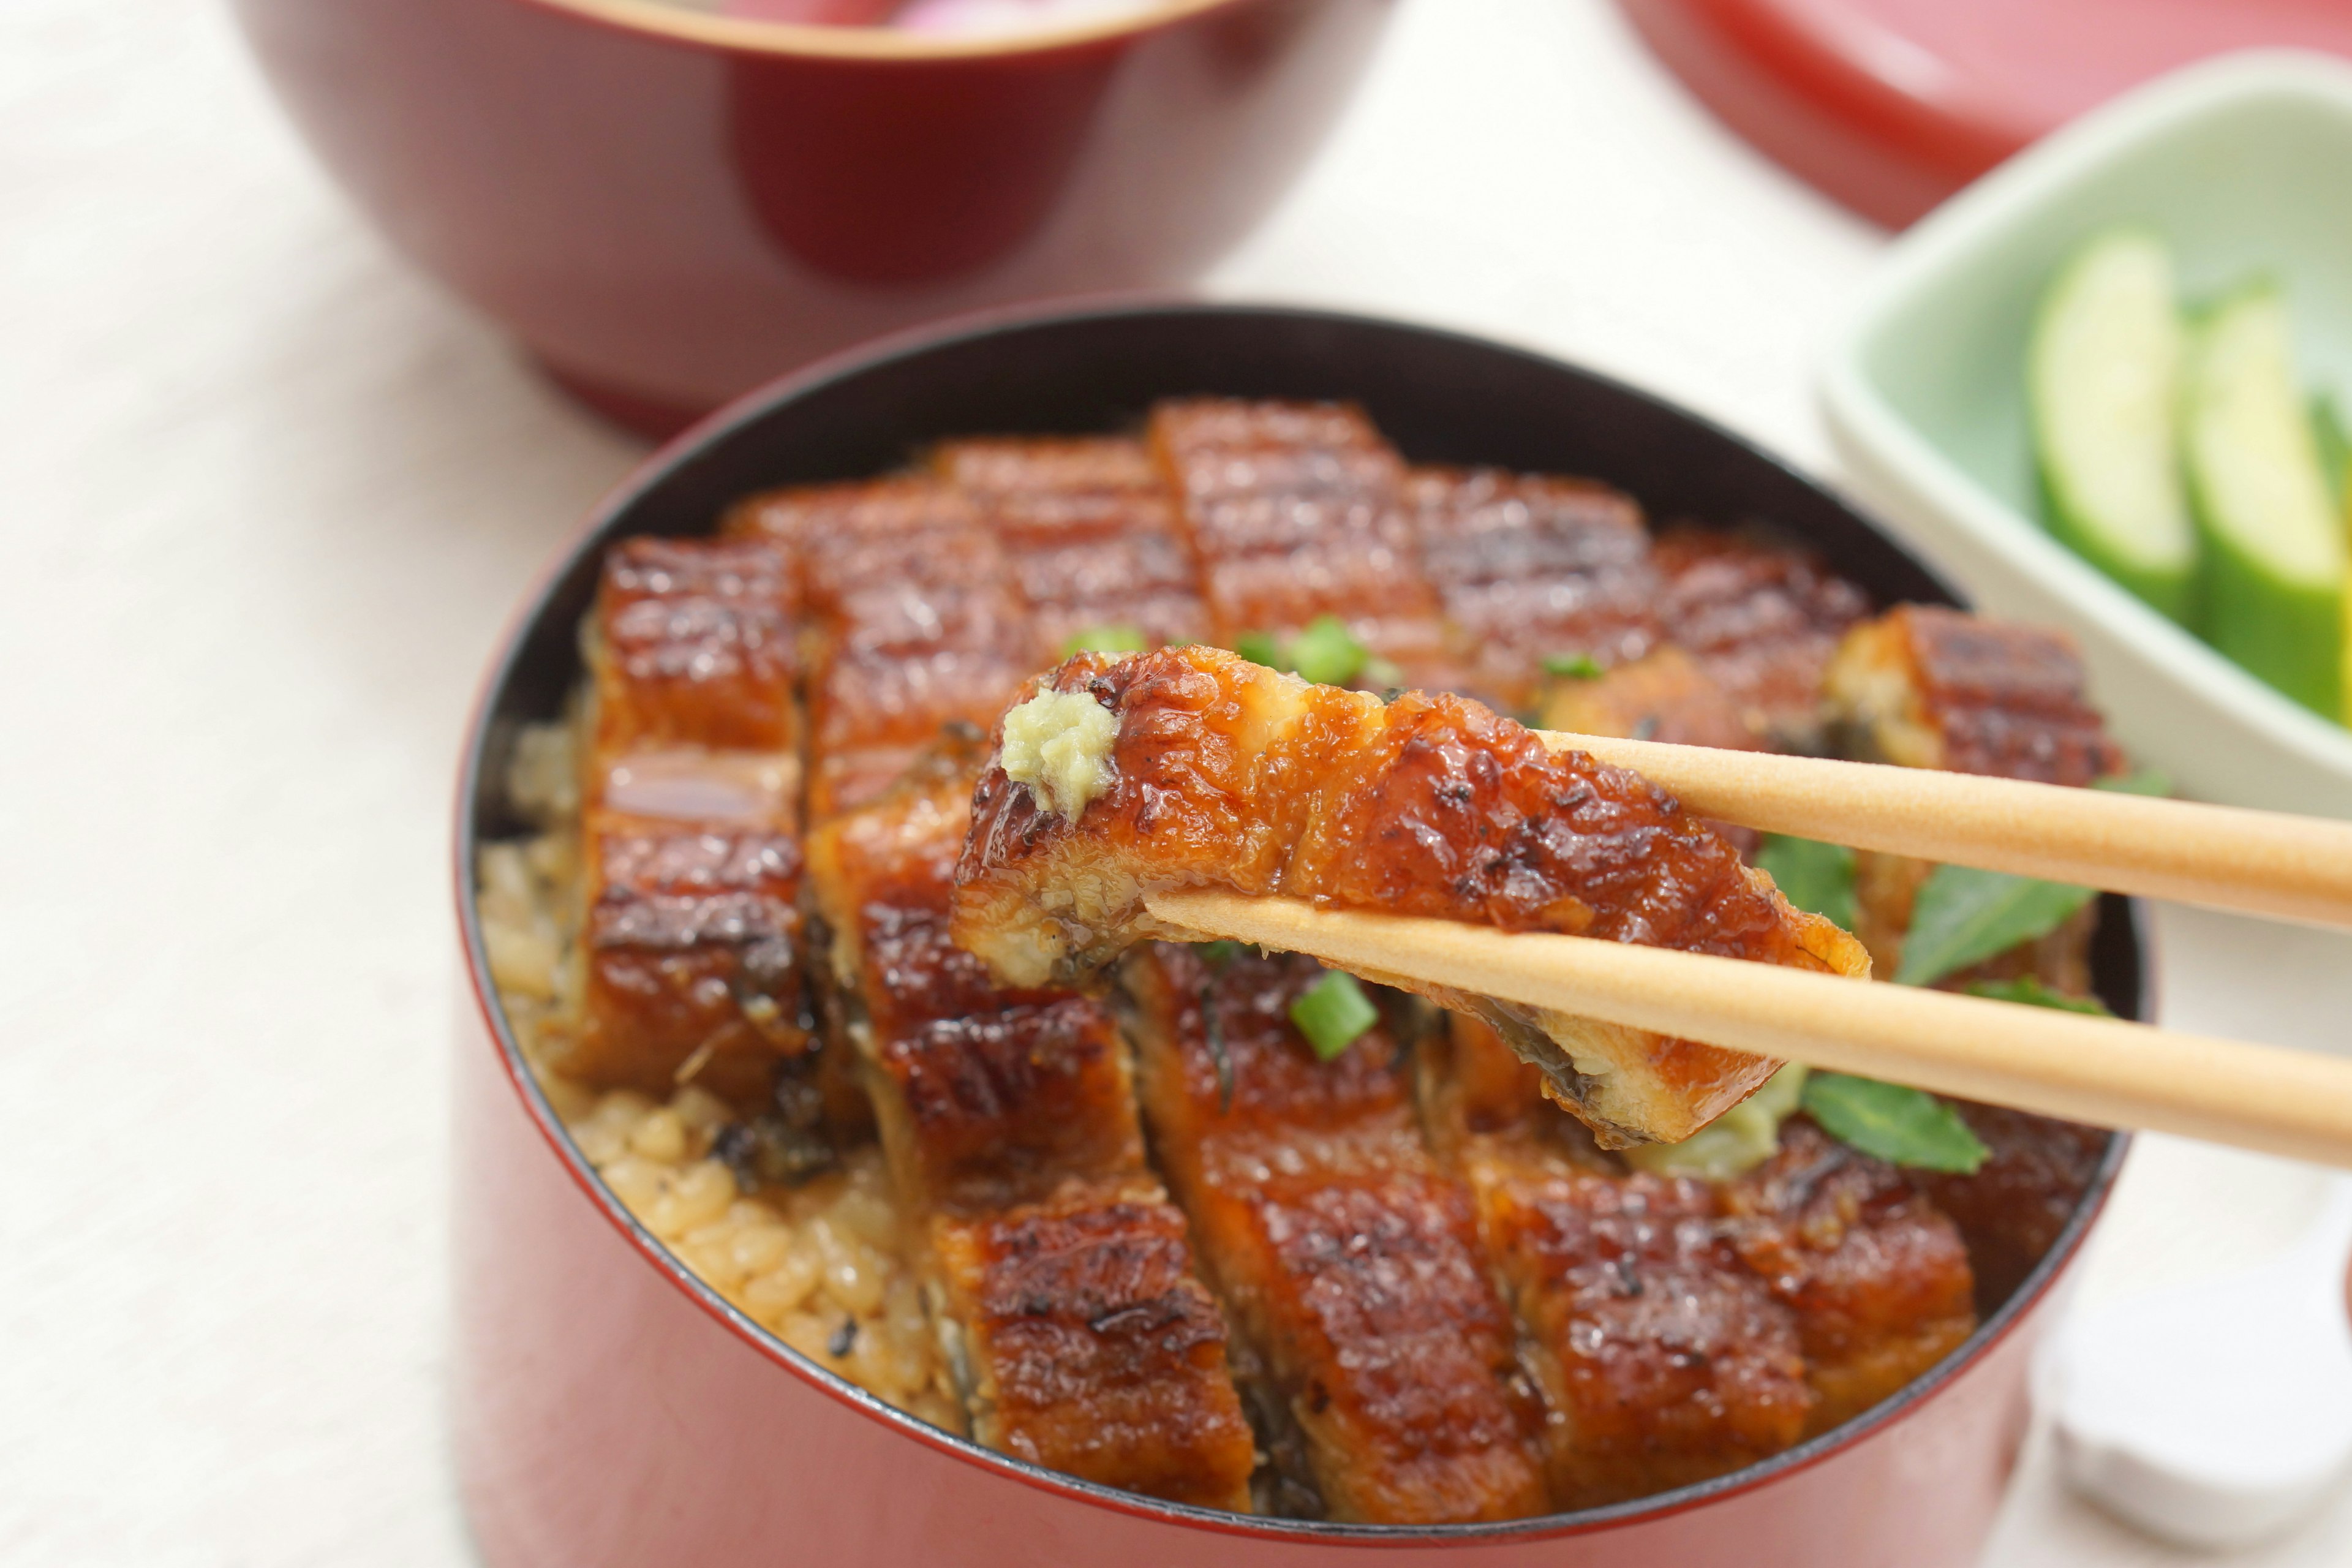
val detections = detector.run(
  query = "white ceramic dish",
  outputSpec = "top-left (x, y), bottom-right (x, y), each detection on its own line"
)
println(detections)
top-left (1823, 51), bottom-right (2352, 820)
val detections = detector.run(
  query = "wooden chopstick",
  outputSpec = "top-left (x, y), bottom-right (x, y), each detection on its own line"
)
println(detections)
top-left (1535, 729), bottom-right (2352, 930)
top-left (1146, 888), bottom-right (2352, 1170)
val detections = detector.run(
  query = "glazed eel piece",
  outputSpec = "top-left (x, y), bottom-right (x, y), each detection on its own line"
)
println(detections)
top-left (933, 435), bottom-right (1210, 656)
top-left (1652, 526), bottom-right (1872, 753)
top-left (952, 646), bottom-right (1870, 1147)
top-left (1121, 943), bottom-right (1548, 1522)
top-left (805, 752), bottom-right (1257, 1510)
top-left (1824, 603), bottom-right (2123, 1305)
top-left (559, 537), bottom-right (815, 1107)
top-left (1825, 603), bottom-right (2130, 991)
top-left (1406, 466), bottom-right (1661, 709)
top-left (1148, 399), bottom-right (1463, 691)
top-left (1422, 1018), bottom-right (1975, 1506)
top-left (725, 477), bottom-right (1035, 820)
top-left (1540, 642), bottom-right (1770, 861)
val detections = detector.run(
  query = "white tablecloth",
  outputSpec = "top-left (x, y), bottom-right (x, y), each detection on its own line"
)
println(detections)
top-left (4, 1), bottom-right (2346, 1562)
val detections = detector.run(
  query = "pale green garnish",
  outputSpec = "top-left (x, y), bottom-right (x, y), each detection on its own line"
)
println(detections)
top-left (1626, 1063), bottom-right (1811, 1180)
top-left (998, 688), bottom-right (1120, 820)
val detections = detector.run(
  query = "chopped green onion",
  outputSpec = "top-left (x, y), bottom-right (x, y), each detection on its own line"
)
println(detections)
top-left (1362, 655), bottom-right (1406, 689)
top-left (1196, 939), bottom-right (1242, 970)
top-left (1963, 975), bottom-right (2113, 1014)
top-left (1289, 969), bottom-right (1380, 1060)
top-left (1233, 630), bottom-right (1284, 670)
top-left (1061, 622), bottom-right (1147, 657)
top-left (1801, 1072), bottom-right (1989, 1174)
top-left (1542, 652), bottom-right (1605, 679)
top-left (1754, 835), bottom-right (1857, 929)
top-left (1231, 619), bottom-right (1382, 687)
top-left (1286, 615), bottom-right (1369, 686)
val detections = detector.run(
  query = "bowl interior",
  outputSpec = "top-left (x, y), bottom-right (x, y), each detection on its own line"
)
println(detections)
top-left (464, 301), bottom-right (2139, 1535)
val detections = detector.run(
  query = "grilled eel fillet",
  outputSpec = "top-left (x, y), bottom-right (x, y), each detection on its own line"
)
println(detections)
top-left (1540, 643), bottom-right (1767, 860)
top-left (933, 435), bottom-right (1210, 656)
top-left (806, 755), bottom-right (1256, 1510)
top-left (1424, 1017), bottom-right (1974, 1507)
top-left (1825, 605), bottom-right (2128, 989)
top-left (1148, 399), bottom-right (1463, 691)
top-left (726, 477), bottom-right (1035, 820)
top-left (563, 537), bottom-right (813, 1105)
top-left (1123, 944), bottom-right (1548, 1522)
top-left (953, 646), bottom-right (1870, 1147)
top-left (1651, 526), bottom-right (1871, 754)
top-left (1823, 603), bottom-right (2120, 1306)
top-left (1407, 466), bottom-right (1660, 709)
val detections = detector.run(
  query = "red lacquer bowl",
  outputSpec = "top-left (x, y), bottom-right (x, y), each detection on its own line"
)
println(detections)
top-left (451, 303), bottom-right (2141, 1566)
top-left (230, 0), bottom-right (1392, 434)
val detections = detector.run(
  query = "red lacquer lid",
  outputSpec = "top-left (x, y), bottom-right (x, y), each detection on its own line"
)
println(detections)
top-left (1618, 0), bottom-right (2352, 227)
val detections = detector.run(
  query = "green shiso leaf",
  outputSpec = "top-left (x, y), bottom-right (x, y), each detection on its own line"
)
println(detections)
top-left (1963, 975), bottom-right (2114, 1015)
top-left (2092, 767), bottom-right (2173, 797)
top-left (1289, 969), bottom-right (1380, 1061)
top-left (1543, 652), bottom-right (1605, 679)
top-left (1286, 615), bottom-right (1369, 687)
top-left (1894, 865), bottom-right (2098, 987)
top-left (1801, 1072), bottom-right (1990, 1174)
top-left (1061, 622), bottom-right (1147, 657)
top-left (1755, 835), bottom-right (1858, 930)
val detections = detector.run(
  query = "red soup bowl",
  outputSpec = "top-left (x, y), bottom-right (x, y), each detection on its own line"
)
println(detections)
top-left (229, 0), bottom-right (1393, 434)
top-left (453, 303), bottom-right (2141, 1566)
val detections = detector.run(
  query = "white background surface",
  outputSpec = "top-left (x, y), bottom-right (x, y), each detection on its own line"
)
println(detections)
top-left (4, 1), bottom-right (2348, 1562)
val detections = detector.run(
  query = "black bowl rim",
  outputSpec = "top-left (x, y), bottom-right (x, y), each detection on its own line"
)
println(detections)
top-left (453, 298), bottom-right (2138, 1545)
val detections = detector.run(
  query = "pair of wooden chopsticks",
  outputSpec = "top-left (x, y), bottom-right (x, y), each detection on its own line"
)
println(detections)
top-left (1148, 731), bottom-right (2352, 1169)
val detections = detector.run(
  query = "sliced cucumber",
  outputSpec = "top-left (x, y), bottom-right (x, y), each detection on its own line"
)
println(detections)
top-left (2324, 395), bottom-right (2352, 728)
top-left (2029, 230), bottom-right (2197, 622)
top-left (2182, 284), bottom-right (2346, 718)
top-left (2315, 393), bottom-right (2350, 512)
